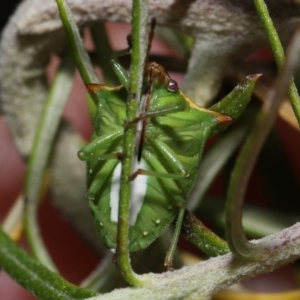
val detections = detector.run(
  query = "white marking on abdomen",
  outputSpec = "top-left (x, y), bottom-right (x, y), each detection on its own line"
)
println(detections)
top-left (109, 160), bottom-right (148, 226)
top-left (130, 159), bottom-right (148, 225)
top-left (110, 163), bottom-right (122, 223)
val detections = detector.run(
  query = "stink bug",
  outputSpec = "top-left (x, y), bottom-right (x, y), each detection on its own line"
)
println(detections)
top-left (78, 55), bottom-right (234, 254)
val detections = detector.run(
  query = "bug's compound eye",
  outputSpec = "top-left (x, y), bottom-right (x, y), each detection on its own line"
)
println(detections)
top-left (168, 79), bottom-right (178, 92)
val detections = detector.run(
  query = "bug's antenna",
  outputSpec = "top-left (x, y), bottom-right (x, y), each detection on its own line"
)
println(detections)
top-left (147, 19), bottom-right (156, 55)
top-left (143, 18), bottom-right (156, 70)
top-left (126, 34), bottom-right (133, 50)
top-left (137, 19), bottom-right (157, 162)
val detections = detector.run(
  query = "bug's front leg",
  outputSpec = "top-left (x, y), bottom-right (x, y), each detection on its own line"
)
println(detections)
top-left (78, 130), bottom-right (123, 161)
top-left (129, 168), bottom-right (185, 181)
top-left (78, 130), bottom-right (124, 200)
top-left (109, 46), bottom-right (131, 90)
top-left (124, 100), bottom-right (188, 126)
top-left (110, 20), bottom-right (156, 92)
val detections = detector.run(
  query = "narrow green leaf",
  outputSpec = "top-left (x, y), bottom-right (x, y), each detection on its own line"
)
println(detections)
top-left (55, 0), bottom-right (99, 87)
top-left (24, 51), bottom-right (74, 271)
top-left (254, 0), bottom-right (300, 127)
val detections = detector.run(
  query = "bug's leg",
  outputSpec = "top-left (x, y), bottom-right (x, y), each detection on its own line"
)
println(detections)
top-left (125, 100), bottom-right (188, 126)
top-left (131, 151), bottom-right (188, 207)
top-left (110, 20), bottom-right (156, 91)
top-left (89, 200), bottom-right (102, 222)
top-left (164, 206), bottom-right (185, 271)
top-left (130, 168), bottom-right (185, 181)
top-left (110, 48), bottom-right (130, 90)
top-left (141, 102), bottom-right (187, 118)
top-left (131, 138), bottom-right (189, 179)
top-left (78, 130), bottom-right (123, 161)
top-left (79, 131), bottom-right (123, 200)
top-left (153, 139), bottom-right (188, 176)
top-left (87, 159), bottom-right (119, 200)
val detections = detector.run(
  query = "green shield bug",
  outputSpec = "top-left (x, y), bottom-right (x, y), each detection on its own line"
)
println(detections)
top-left (78, 58), bottom-right (233, 253)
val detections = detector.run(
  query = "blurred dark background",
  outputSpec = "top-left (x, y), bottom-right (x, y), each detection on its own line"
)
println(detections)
top-left (0, 1), bottom-right (21, 33)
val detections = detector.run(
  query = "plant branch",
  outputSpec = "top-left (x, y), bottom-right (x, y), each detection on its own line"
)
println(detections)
top-left (2, 218), bottom-right (300, 299)
top-left (83, 222), bottom-right (300, 300)
top-left (24, 50), bottom-right (74, 271)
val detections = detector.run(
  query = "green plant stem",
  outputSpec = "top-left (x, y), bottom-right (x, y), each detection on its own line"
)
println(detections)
top-left (225, 28), bottom-right (300, 259)
top-left (254, 0), bottom-right (300, 127)
top-left (24, 51), bottom-right (74, 271)
top-left (116, 0), bottom-right (148, 286)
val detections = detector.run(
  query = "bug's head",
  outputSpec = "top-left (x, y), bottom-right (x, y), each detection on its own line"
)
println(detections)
top-left (145, 62), bottom-right (179, 93)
